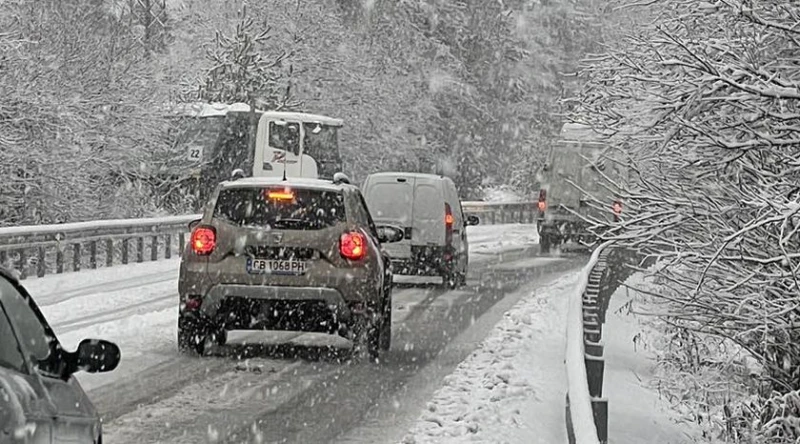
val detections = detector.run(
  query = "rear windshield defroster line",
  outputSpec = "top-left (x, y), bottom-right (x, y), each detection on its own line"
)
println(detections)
top-left (213, 188), bottom-right (346, 230)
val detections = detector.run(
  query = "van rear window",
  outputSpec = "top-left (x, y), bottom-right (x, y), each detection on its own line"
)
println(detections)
top-left (365, 183), bottom-right (413, 223)
top-left (213, 187), bottom-right (346, 230)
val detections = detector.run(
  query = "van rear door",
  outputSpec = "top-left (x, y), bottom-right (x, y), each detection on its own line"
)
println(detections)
top-left (411, 178), bottom-right (446, 247)
top-left (363, 175), bottom-right (415, 259)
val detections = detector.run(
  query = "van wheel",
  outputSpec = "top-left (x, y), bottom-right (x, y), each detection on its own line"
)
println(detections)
top-left (540, 235), bottom-right (551, 254)
top-left (178, 321), bottom-right (206, 355)
top-left (441, 271), bottom-right (458, 289)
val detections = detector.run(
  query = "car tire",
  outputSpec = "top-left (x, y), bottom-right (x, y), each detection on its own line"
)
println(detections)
top-left (213, 328), bottom-right (227, 347)
top-left (177, 321), bottom-right (206, 355)
top-left (378, 294), bottom-right (392, 352)
top-left (440, 265), bottom-right (458, 289)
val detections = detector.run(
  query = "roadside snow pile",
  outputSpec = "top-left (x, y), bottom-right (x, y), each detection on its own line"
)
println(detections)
top-left (610, 272), bottom-right (760, 443)
top-left (401, 272), bottom-right (579, 444)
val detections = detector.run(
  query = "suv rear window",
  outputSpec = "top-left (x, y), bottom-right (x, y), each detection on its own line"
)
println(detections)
top-left (213, 187), bottom-right (346, 230)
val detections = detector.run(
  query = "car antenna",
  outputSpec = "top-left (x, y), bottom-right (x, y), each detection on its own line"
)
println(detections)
top-left (282, 150), bottom-right (288, 181)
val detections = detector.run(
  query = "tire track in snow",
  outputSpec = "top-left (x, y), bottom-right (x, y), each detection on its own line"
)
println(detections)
top-left (36, 269), bottom-right (177, 307)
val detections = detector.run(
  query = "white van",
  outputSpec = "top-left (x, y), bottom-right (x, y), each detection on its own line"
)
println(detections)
top-left (361, 172), bottom-right (479, 288)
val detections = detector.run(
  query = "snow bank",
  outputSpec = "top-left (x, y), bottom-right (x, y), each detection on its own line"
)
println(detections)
top-left (603, 273), bottom-right (725, 443)
top-left (563, 242), bottom-right (613, 444)
top-left (401, 272), bottom-right (580, 443)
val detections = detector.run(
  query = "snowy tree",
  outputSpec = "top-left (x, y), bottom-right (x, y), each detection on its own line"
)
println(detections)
top-left (570, 0), bottom-right (800, 439)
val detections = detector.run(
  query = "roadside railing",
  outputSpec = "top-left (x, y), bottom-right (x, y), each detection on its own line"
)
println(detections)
top-left (461, 201), bottom-right (538, 225)
top-left (0, 201), bottom-right (534, 280)
top-left (564, 242), bottom-right (646, 444)
top-left (0, 215), bottom-right (200, 280)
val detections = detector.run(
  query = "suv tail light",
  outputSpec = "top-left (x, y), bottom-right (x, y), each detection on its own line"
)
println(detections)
top-left (538, 189), bottom-right (547, 212)
top-left (612, 200), bottom-right (622, 222)
top-left (340, 231), bottom-right (366, 260)
top-left (191, 226), bottom-right (217, 255)
top-left (445, 203), bottom-right (454, 246)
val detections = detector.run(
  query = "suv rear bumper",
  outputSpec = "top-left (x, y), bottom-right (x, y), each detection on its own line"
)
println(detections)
top-left (193, 284), bottom-right (347, 318)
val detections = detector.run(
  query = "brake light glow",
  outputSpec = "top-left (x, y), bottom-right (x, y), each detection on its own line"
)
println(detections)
top-left (191, 226), bottom-right (216, 255)
top-left (184, 296), bottom-right (202, 311)
top-left (538, 189), bottom-right (547, 212)
top-left (267, 187), bottom-right (295, 201)
top-left (445, 203), bottom-right (454, 246)
top-left (340, 232), bottom-right (366, 260)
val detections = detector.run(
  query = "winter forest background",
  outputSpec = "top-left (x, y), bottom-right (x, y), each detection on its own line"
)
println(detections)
top-left (4, 0), bottom-right (800, 441)
top-left (0, 0), bottom-right (603, 226)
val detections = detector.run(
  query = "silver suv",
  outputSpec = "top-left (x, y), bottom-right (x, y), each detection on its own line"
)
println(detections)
top-left (178, 176), bottom-right (403, 359)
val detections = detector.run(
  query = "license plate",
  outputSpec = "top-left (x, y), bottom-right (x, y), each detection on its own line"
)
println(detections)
top-left (247, 258), bottom-right (307, 275)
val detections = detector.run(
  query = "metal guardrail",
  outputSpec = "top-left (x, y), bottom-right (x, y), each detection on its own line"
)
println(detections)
top-left (565, 242), bottom-right (648, 444)
top-left (0, 201), bottom-right (534, 279)
top-left (0, 215), bottom-right (200, 280)
top-left (461, 201), bottom-right (538, 225)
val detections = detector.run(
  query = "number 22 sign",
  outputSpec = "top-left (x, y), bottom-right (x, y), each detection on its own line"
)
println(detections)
top-left (187, 146), bottom-right (204, 161)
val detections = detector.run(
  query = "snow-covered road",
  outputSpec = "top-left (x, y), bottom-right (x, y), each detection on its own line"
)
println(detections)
top-left (18, 224), bottom-right (588, 443)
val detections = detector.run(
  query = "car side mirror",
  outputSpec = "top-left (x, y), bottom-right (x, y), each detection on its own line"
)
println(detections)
top-left (465, 215), bottom-right (480, 226)
top-left (188, 219), bottom-right (201, 230)
top-left (76, 339), bottom-right (121, 374)
top-left (376, 225), bottom-right (404, 243)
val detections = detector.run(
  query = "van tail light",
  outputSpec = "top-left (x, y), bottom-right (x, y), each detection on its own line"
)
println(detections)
top-left (190, 226), bottom-right (216, 255)
top-left (340, 231), bottom-right (366, 260)
top-left (612, 200), bottom-right (622, 222)
top-left (445, 203), bottom-right (454, 246)
top-left (538, 189), bottom-right (547, 212)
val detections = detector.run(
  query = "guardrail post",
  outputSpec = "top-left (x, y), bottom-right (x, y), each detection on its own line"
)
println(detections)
top-left (585, 354), bottom-right (605, 397)
top-left (136, 237), bottom-right (144, 263)
top-left (106, 240), bottom-right (114, 267)
top-left (584, 327), bottom-right (601, 343)
top-left (592, 398), bottom-right (608, 443)
top-left (56, 247), bottom-right (64, 274)
top-left (151, 236), bottom-right (158, 262)
top-left (565, 393), bottom-right (576, 444)
top-left (585, 317), bottom-right (602, 336)
top-left (179, 232), bottom-right (185, 256)
top-left (89, 241), bottom-right (97, 269)
top-left (584, 339), bottom-right (603, 357)
top-left (122, 238), bottom-right (129, 265)
top-left (37, 247), bottom-right (46, 278)
top-left (18, 249), bottom-right (27, 280)
top-left (165, 234), bottom-right (172, 259)
top-left (73, 243), bottom-right (81, 272)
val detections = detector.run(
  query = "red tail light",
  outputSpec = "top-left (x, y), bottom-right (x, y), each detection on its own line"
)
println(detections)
top-left (445, 203), bottom-right (454, 246)
top-left (191, 226), bottom-right (216, 255)
top-left (538, 189), bottom-right (547, 212)
top-left (340, 231), bottom-right (366, 260)
top-left (613, 200), bottom-right (622, 222)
